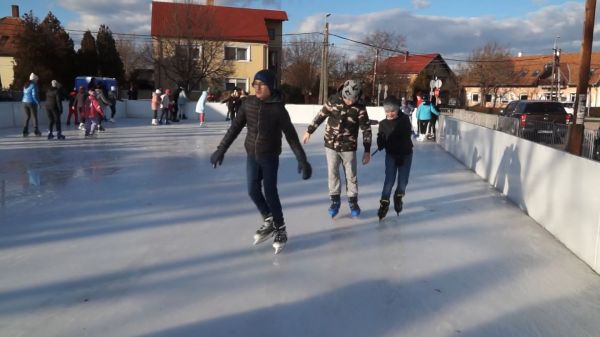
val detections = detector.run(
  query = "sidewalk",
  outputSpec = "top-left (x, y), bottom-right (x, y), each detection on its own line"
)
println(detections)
top-left (1, 119), bottom-right (599, 337)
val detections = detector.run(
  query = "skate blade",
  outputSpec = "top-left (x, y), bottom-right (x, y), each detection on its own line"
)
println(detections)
top-left (273, 245), bottom-right (285, 254)
top-left (253, 234), bottom-right (272, 245)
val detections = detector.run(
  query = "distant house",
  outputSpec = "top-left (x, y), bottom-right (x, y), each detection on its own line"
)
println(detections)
top-left (380, 53), bottom-right (459, 105)
top-left (0, 5), bottom-right (24, 89)
top-left (463, 52), bottom-right (600, 108)
top-left (150, 1), bottom-right (287, 92)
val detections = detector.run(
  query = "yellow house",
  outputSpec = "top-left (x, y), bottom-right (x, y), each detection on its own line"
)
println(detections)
top-left (150, 1), bottom-right (287, 93)
top-left (0, 5), bottom-right (23, 89)
top-left (463, 52), bottom-right (600, 109)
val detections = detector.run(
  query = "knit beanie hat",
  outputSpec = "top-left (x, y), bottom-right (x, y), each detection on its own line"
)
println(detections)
top-left (253, 69), bottom-right (276, 91)
top-left (29, 73), bottom-right (38, 81)
top-left (51, 80), bottom-right (58, 88)
top-left (341, 80), bottom-right (361, 101)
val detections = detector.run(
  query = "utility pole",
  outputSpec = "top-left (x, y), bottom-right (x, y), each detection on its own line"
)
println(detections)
top-left (318, 14), bottom-right (330, 105)
top-left (552, 36), bottom-right (561, 101)
top-left (567, 0), bottom-right (596, 155)
top-left (372, 48), bottom-right (379, 105)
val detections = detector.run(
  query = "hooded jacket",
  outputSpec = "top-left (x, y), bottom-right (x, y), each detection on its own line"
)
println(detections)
top-left (215, 90), bottom-right (308, 163)
top-left (306, 93), bottom-right (372, 152)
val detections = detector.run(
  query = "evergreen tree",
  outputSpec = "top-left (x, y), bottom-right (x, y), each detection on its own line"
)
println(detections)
top-left (96, 25), bottom-right (125, 83)
top-left (77, 30), bottom-right (98, 76)
top-left (40, 12), bottom-right (76, 90)
top-left (13, 11), bottom-right (43, 89)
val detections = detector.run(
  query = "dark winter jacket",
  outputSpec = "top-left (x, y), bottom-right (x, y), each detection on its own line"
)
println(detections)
top-left (377, 115), bottom-right (413, 157)
top-left (45, 87), bottom-right (62, 113)
top-left (306, 93), bottom-right (372, 152)
top-left (215, 90), bottom-right (308, 163)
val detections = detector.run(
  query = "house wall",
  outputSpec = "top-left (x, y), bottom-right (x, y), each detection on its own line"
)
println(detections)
top-left (465, 85), bottom-right (600, 109)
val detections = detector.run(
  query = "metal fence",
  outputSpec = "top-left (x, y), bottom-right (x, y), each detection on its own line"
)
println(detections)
top-left (444, 109), bottom-right (599, 161)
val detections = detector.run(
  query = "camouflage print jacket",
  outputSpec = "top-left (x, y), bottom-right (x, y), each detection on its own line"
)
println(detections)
top-left (306, 93), bottom-right (372, 152)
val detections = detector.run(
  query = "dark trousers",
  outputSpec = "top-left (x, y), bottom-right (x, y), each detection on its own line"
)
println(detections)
top-left (246, 154), bottom-right (283, 225)
top-left (381, 153), bottom-right (413, 200)
top-left (67, 106), bottom-right (79, 124)
top-left (46, 107), bottom-right (62, 134)
top-left (418, 120), bottom-right (429, 135)
top-left (23, 102), bottom-right (39, 132)
top-left (160, 108), bottom-right (169, 122)
top-left (110, 104), bottom-right (116, 118)
top-left (428, 114), bottom-right (438, 137)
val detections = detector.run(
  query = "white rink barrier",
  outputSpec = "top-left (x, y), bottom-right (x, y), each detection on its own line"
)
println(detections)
top-left (0, 100), bottom-right (385, 127)
top-left (439, 114), bottom-right (600, 274)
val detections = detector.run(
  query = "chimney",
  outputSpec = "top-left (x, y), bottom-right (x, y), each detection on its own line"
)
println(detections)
top-left (206, 0), bottom-right (214, 5)
top-left (11, 5), bottom-right (19, 18)
top-left (404, 51), bottom-right (409, 63)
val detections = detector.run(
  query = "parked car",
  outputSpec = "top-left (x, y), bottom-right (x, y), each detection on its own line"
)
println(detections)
top-left (499, 100), bottom-right (571, 142)
top-left (562, 102), bottom-right (574, 115)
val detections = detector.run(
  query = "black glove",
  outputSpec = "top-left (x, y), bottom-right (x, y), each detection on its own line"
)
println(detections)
top-left (297, 161), bottom-right (312, 180)
top-left (376, 133), bottom-right (386, 151)
top-left (210, 149), bottom-right (225, 168)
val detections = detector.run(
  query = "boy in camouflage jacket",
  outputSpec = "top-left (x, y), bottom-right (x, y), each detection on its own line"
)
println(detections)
top-left (303, 80), bottom-right (372, 218)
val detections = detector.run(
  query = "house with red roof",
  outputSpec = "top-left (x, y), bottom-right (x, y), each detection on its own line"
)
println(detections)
top-left (151, 1), bottom-right (287, 92)
top-left (463, 52), bottom-right (600, 110)
top-left (379, 53), bottom-right (459, 105)
top-left (0, 5), bottom-right (24, 89)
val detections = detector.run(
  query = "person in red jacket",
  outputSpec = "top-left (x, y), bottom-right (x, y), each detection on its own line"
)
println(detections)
top-left (83, 90), bottom-right (105, 136)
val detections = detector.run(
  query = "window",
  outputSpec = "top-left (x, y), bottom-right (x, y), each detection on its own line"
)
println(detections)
top-left (175, 45), bottom-right (201, 59)
top-left (570, 93), bottom-right (576, 102)
top-left (520, 94), bottom-right (528, 100)
top-left (268, 28), bottom-right (276, 41)
top-left (225, 78), bottom-right (247, 92)
top-left (532, 70), bottom-right (540, 77)
top-left (471, 93), bottom-right (479, 102)
top-left (485, 94), bottom-right (492, 103)
top-left (191, 47), bottom-right (201, 59)
top-left (224, 46), bottom-right (249, 61)
top-left (268, 50), bottom-right (278, 71)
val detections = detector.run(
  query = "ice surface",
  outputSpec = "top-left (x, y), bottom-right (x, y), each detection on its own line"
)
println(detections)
top-left (0, 119), bottom-right (599, 337)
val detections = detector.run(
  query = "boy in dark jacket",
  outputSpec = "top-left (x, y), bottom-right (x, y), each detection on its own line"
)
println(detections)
top-left (210, 69), bottom-right (312, 254)
top-left (45, 80), bottom-right (66, 140)
top-left (376, 96), bottom-right (414, 220)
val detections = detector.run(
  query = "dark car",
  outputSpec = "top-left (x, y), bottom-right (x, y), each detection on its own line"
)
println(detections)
top-left (500, 100), bottom-right (572, 142)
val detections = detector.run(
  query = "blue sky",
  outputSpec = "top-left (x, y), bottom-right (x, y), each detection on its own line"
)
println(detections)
top-left (2, 0), bottom-right (595, 61)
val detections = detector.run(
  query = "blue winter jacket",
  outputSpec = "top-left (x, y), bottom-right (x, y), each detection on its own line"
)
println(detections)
top-left (22, 82), bottom-right (39, 104)
top-left (416, 102), bottom-right (439, 121)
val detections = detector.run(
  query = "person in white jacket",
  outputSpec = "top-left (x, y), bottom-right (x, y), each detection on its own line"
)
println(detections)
top-left (195, 89), bottom-right (208, 126)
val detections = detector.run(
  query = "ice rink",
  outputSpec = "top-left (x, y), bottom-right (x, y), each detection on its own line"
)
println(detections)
top-left (1, 118), bottom-right (599, 337)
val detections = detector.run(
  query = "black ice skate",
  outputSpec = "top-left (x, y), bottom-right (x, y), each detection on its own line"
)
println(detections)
top-left (393, 193), bottom-right (404, 215)
top-left (349, 196), bottom-right (361, 218)
top-left (253, 215), bottom-right (275, 245)
top-left (378, 199), bottom-right (390, 220)
top-left (272, 225), bottom-right (287, 254)
top-left (328, 195), bottom-right (341, 218)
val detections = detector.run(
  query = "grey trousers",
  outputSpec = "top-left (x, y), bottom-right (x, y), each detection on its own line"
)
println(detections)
top-left (325, 148), bottom-right (358, 197)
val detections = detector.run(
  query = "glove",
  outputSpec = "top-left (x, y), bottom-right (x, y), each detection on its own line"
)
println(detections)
top-left (210, 149), bottom-right (225, 168)
top-left (376, 133), bottom-right (386, 151)
top-left (297, 161), bottom-right (312, 180)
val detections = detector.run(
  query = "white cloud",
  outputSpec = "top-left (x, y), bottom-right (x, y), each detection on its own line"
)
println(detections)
top-left (297, 2), bottom-right (589, 63)
top-left (412, 0), bottom-right (431, 9)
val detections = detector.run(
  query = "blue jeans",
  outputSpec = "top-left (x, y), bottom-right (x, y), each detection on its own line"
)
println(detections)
top-left (381, 153), bottom-right (413, 200)
top-left (246, 154), bottom-right (283, 225)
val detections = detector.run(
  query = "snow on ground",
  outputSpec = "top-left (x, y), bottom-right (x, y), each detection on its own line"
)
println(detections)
top-left (0, 118), bottom-right (599, 337)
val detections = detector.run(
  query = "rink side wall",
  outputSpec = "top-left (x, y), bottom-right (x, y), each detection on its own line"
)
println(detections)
top-left (0, 100), bottom-right (386, 127)
top-left (438, 114), bottom-right (600, 274)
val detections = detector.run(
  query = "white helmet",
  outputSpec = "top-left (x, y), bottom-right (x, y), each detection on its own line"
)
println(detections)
top-left (341, 80), bottom-right (361, 101)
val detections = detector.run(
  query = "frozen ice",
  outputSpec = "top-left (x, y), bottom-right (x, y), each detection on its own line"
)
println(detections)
top-left (0, 119), bottom-right (599, 337)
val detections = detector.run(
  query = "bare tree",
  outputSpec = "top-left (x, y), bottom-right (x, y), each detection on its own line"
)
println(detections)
top-left (359, 30), bottom-right (406, 102)
top-left (282, 34), bottom-right (322, 103)
top-left (151, 2), bottom-right (233, 91)
top-left (463, 42), bottom-right (513, 108)
top-left (116, 39), bottom-right (151, 83)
